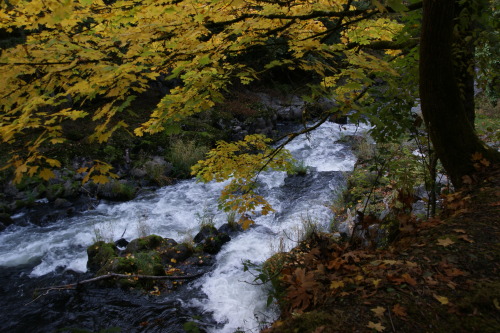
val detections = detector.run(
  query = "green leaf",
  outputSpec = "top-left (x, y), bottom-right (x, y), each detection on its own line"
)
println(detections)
top-left (387, 0), bottom-right (408, 12)
top-left (371, 0), bottom-right (387, 12)
top-left (199, 55), bottom-right (211, 66)
top-left (164, 123), bottom-right (182, 135)
top-left (267, 295), bottom-right (274, 307)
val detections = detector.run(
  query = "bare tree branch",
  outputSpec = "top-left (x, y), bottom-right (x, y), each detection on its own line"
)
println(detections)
top-left (35, 272), bottom-right (204, 292)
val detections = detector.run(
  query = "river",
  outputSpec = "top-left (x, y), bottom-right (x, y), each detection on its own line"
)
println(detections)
top-left (0, 121), bottom-right (367, 333)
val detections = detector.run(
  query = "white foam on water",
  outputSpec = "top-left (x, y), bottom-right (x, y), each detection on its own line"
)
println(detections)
top-left (284, 122), bottom-right (368, 172)
top-left (193, 230), bottom-right (279, 333)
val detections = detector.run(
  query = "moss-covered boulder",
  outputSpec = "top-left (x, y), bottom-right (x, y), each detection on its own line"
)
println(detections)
top-left (86, 241), bottom-right (119, 273)
top-left (159, 243), bottom-right (194, 265)
top-left (200, 234), bottom-right (230, 254)
top-left (194, 225), bottom-right (230, 254)
top-left (94, 250), bottom-right (166, 289)
top-left (218, 222), bottom-right (244, 235)
top-left (98, 252), bottom-right (165, 276)
top-left (0, 213), bottom-right (13, 227)
top-left (194, 225), bottom-right (218, 243)
top-left (87, 235), bottom-right (193, 289)
top-left (125, 234), bottom-right (168, 253)
top-left (86, 232), bottom-right (223, 290)
top-left (96, 180), bottom-right (137, 202)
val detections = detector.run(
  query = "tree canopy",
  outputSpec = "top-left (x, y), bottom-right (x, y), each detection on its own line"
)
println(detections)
top-left (1, 0), bottom-right (498, 211)
top-left (0, 0), bottom-right (418, 180)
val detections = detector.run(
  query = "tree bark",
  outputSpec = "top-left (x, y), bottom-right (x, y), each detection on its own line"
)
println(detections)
top-left (419, 0), bottom-right (500, 187)
top-left (454, 0), bottom-right (478, 127)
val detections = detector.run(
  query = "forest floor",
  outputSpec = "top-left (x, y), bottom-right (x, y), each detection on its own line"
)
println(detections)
top-left (263, 164), bottom-right (500, 333)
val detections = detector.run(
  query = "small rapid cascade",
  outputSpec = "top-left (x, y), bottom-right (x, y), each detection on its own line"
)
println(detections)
top-left (0, 121), bottom-right (368, 333)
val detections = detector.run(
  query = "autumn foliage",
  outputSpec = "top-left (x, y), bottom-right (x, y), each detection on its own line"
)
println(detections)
top-left (1, 0), bottom-right (412, 185)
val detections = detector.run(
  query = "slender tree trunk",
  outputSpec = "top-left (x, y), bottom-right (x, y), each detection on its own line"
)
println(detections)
top-left (419, 0), bottom-right (500, 187)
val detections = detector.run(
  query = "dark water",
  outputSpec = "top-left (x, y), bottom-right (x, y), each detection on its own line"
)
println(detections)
top-left (0, 263), bottom-right (216, 333)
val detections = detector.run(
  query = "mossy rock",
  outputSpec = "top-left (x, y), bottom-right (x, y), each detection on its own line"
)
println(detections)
top-left (193, 225), bottom-right (230, 254)
top-left (97, 251), bottom-right (166, 289)
top-left (218, 222), bottom-right (244, 235)
top-left (134, 252), bottom-right (165, 276)
top-left (0, 202), bottom-right (10, 214)
top-left (103, 256), bottom-right (138, 275)
top-left (0, 213), bottom-right (13, 226)
top-left (46, 183), bottom-right (64, 201)
top-left (125, 234), bottom-right (166, 253)
top-left (86, 241), bottom-right (119, 273)
top-left (200, 233), bottom-right (230, 255)
top-left (98, 252), bottom-right (164, 275)
top-left (97, 180), bottom-right (137, 202)
top-left (159, 243), bottom-right (194, 265)
top-left (194, 225), bottom-right (218, 243)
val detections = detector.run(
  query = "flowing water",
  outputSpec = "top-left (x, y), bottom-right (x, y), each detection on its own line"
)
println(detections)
top-left (0, 121), bottom-right (368, 333)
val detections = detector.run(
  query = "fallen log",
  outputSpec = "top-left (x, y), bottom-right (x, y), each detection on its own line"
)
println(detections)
top-left (35, 272), bottom-right (204, 292)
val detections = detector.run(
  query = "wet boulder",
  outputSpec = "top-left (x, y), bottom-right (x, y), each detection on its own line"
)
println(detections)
top-left (218, 222), bottom-right (243, 236)
top-left (159, 243), bottom-right (193, 265)
top-left (97, 252), bottom-right (166, 289)
top-left (86, 234), bottom-right (207, 290)
top-left (99, 252), bottom-right (165, 277)
top-left (125, 234), bottom-right (167, 253)
top-left (0, 213), bottom-right (13, 227)
top-left (53, 198), bottom-right (72, 209)
top-left (183, 253), bottom-right (215, 267)
top-left (201, 233), bottom-right (231, 254)
top-left (194, 225), bottom-right (230, 255)
top-left (86, 241), bottom-right (119, 273)
top-left (114, 238), bottom-right (129, 248)
top-left (96, 180), bottom-right (137, 202)
top-left (194, 225), bottom-right (218, 243)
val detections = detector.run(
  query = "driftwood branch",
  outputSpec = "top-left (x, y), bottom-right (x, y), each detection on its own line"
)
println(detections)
top-left (35, 272), bottom-right (204, 292)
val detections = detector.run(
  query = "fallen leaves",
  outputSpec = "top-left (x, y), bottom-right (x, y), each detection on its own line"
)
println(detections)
top-left (284, 268), bottom-right (321, 311)
top-left (367, 321), bottom-right (386, 332)
top-left (392, 304), bottom-right (408, 319)
top-left (330, 280), bottom-right (345, 289)
top-left (433, 294), bottom-right (449, 305)
top-left (371, 306), bottom-right (386, 317)
top-left (401, 273), bottom-right (417, 286)
top-left (457, 234), bottom-right (474, 243)
top-left (275, 227), bottom-right (472, 328)
top-left (436, 238), bottom-right (455, 247)
top-left (372, 279), bottom-right (382, 288)
top-left (443, 267), bottom-right (466, 277)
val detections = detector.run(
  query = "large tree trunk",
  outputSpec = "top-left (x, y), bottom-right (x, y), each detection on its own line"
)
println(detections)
top-left (454, 0), bottom-right (482, 127)
top-left (419, 0), bottom-right (500, 187)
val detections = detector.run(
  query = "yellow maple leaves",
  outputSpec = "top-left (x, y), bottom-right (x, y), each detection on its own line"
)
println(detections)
top-left (192, 134), bottom-right (293, 215)
top-left (79, 160), bottom-right (118, 185)
top-left (1, 0), bottom-right (409, 188)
